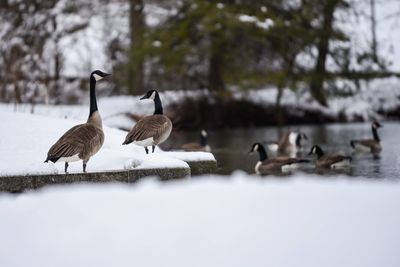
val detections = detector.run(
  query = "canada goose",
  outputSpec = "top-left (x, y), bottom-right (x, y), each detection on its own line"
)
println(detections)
top-left (350, 121), bottom-right (382, 154)
top-left (123, 89), bottom-right (172, 154)
top-left (266, 130), bottom-right (308, 156)
top-left (181, 129), bottom-right (210, 152)
top-left (308, 145), bottom-right (352, 169)
top-left (45, 70), bottom-right (110, 173)
top-left (249, 143), bottom-right (309, 174)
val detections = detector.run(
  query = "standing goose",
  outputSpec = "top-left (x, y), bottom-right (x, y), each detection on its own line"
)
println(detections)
top-left (45, 70), bottom-right (110, 173)
top-left (123, 90), bottom-right (172, 154)
top-left (181, 129), bottom-right (210, 152)
top-left (266, 130), bottom-right (308, 156)
top-left (249, 143), bottom-right (309, 174)
top-left (350, 121), bottom-right (382, 154)
top-left (308, 145), bottom-right (352, 169)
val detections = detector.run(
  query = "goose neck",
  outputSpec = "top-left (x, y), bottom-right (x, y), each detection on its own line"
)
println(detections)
top-left (153, 93), bottom-right (163, 115)
top-left (372, 126), bottom-right (380, 142)
top-left (257, 145), bottom-right (268, 161)
top-left (200, 134), bottom-right (207, 146)
top-left (89, 76), bottom-right (98, 119)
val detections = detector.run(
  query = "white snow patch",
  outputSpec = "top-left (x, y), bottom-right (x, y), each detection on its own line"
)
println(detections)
top-left (0, 174), bottom-right (400, 267)
top-left (0, 110), bottom-right (214, 175)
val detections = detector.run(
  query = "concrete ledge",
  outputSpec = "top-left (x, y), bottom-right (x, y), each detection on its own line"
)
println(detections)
top-left (0, 167), bottom-right (190, 193)
top-left (186, 160), bottom-right (217, 175)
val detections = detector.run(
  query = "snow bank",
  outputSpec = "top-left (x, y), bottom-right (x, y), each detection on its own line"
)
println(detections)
top-left (2, 76), bottom-right (400, 132)
top-left (0, 110), bottom-right (213, 175)
top-left (0, 173), bottom-right (399, 267)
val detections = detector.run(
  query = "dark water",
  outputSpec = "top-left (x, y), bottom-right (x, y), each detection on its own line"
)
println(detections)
top-left (166, 122), bottom-right (400, 179)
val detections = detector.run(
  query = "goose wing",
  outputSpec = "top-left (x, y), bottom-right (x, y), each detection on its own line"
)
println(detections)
top-left (258, 157), bottom-right (307, 172)
top-left (124, 115), bottom-right (172, 144)
top-left (351, 139), bottom-right (376, 149)
top-left (46, 124), bottom-right (104, 162)
top-left (318, 154), bottom-right (351, 168)
top-left (277, 132), bottom-right (290, 152)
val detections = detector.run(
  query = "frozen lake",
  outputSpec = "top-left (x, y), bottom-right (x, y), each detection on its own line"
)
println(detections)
top-left (167, 122), bottom-right (400, 179)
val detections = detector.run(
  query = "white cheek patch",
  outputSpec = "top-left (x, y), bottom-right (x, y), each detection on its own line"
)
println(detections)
top-left (288, 132), bottom-right (298, 145)
top-left (149, 91), bottom-right (156, 100)
top-left (201, 130), bottom-right (207, 137)
top-left (93, 74), bottom-right (102, 81)
top-left (254, 144), bottom-right (259, 151)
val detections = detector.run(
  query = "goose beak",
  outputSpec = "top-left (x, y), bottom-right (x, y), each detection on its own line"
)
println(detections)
top-left (140, 95), bottom-right (147, 100)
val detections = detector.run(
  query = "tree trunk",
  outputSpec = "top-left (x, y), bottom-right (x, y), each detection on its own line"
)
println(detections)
top-left (370, 0), bottom-right (378, 63)
top-left (309, 0), bottom-right (339, 107)
top-left (129, 0), bottom-right (145, 95)
top-left (208, 33), bottom-right (225, 94)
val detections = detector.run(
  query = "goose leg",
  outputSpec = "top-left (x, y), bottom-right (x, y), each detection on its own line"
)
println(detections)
top-left (65, 162), bottom-right (69, 174)
top-left (83, 162), bottom-right (87, 173)
top-left (152, 145), bottom-right (155, 153)
top-left (145, 147), bottom-right (149, 154)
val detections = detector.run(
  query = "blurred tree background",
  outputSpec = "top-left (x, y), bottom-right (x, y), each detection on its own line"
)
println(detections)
top-left (0, 0), bottom-right (398, 120)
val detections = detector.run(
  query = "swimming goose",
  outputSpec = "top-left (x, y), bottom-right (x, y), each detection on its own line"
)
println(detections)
top-left (350, 121), bottom-right (382, 154)
top-left (266, 130), bottom-right (308, 156)
top-left (249, 143), bottom-right (309, 174)
top-left (123, 90), bottom-right (172, 154)
top-left (181, 129), bottom-right (210, 152)
top-left (45, 70), bottom-right (110, 173)
top-left (308, 145), bottom-right (352, 169)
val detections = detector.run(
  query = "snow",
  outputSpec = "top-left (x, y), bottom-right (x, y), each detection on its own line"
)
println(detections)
top-left (165, 151), bottom-right (216, 162)
top-left (0, 110), bottom-right (214, 175)
top-left (1, 76), bottom-right (399, 134)
top-left (0, 173), bottom-right (400, 267)
top-left (238, 14), bottom-right (274, 30)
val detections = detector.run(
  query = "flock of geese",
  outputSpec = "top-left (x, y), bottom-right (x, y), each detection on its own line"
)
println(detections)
top-left (44, 69), bottom-right (383, 175)
top-left (45, 70), bottom-right (175, 173)
top-left (249, 121), bottom-right (382, 175)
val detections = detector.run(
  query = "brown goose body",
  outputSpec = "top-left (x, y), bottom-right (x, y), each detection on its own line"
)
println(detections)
top-left (181, 143), bottom-right (210, 152)
top-left (316, 154), bottom-right (352, 169)
top-left (256, 157), bottom-right (309, 174)
top-left (267, 131), bottom-right (307, 156)
top-left (309, 145), bottom-right (351, 169)
top-left (123, 115), bottom-right (172, 147)
top-left (46, 113), bottom-right (104, 164)
top-left (181, 130), bottom-right (210, 152)
top-left (350, 139), bottom-right (381, 154)
top-left (250, 143), bottom-right (309, 175)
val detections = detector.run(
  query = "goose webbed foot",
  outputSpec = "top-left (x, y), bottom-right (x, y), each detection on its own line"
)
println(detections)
top-left (65, 162), bottom-right (69, 174)
top-left (152, 145), bottom-right (155, 153)
top-left (145, 147), bottom-right (149, 154)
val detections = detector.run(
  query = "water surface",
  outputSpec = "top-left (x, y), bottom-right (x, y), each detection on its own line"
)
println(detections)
top-left (166, 122), bottom-right (400, 179)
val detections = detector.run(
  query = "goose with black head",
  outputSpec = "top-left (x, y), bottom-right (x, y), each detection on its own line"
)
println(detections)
top-left (249, 142), bottom-right (309, 174)
top-left (308, 145), bottom-right (352, 169)
top-left (350, 121), bottom-right (382, 154)
top-left (45, 70), bottom-right (110, 173)
top-left (123, 90), bottom-right (172, 154)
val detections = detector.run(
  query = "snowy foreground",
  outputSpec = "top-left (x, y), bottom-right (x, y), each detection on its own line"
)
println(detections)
top-left (0, 110), bottom-right (214, 175)
top-left (0, 173), bottom-right (400, 267)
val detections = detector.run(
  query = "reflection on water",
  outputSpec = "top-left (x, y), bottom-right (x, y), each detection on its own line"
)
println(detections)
top-left (165, 122), bottom-right (400, 179)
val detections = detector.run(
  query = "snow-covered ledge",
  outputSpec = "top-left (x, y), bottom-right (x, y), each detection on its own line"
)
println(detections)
top-left (0, 111), bottom-right (218, 192)
top-left (163, 151), bottom-right (217, 175)
top-left (0, 168), bottom-right (191, 193)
